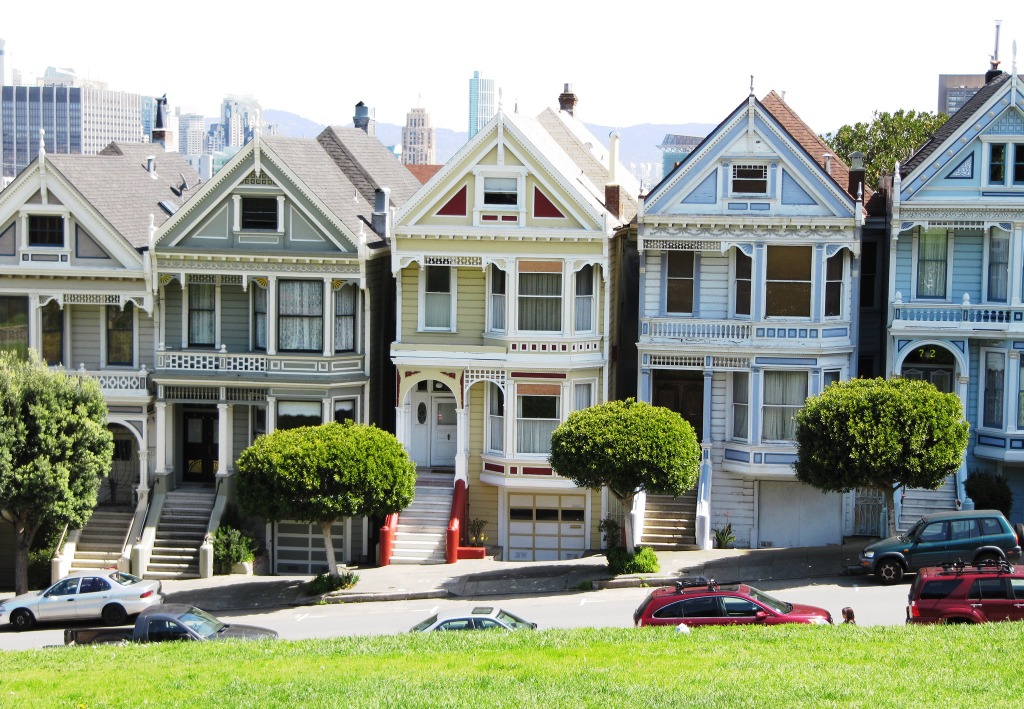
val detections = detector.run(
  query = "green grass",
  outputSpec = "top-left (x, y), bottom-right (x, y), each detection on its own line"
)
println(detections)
top-left (3, 625), bottom-right (1019, 707)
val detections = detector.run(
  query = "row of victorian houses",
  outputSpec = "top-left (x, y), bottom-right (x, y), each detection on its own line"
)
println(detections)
top-left (1, 67), bottom-right (1023, 582)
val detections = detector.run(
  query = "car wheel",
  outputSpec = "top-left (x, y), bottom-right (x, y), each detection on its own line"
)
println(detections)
top-left (102, 604), bottom-right (128, 626)
top-left (9, 609), bottom-right (35, 632)
top-left (876, 558), bottom-right (904, 584)
top-left (1014, 523), bottom-right (1024, 543)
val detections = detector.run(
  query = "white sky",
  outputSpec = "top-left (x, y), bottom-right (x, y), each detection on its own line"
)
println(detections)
top-left (3, 1), bottom-right (1024, 135)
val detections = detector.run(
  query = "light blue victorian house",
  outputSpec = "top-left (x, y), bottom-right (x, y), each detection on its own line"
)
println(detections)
top-left (636, 90), bottom-right (866, 550)
top-left (889, 65), bottom-right (1024, 527)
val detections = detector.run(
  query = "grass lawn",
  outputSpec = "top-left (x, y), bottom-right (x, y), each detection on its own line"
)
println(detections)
top-left (3, 624), bottom-right (1019, 707)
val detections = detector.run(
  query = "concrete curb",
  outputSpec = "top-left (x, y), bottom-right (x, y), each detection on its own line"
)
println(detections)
top-left (311, 589), bottom-right (450, 605)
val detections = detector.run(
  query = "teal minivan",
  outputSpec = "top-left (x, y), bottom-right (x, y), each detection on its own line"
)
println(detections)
top-left (860, 510), bottom-right (1022, 584)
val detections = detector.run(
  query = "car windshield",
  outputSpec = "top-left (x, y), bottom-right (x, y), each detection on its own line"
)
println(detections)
top-left (411, 614), bottom-right (438, 632)
top-left (496, 610), bottom-right (533, 629)
top-left (745, 586), bottom-right (792, 614)
top-left (177, 608), bottom-right (225, 639)
top-left (109, 571), bottom-right (143, 586)
top-left (903, 519), bottom-right (925, 542)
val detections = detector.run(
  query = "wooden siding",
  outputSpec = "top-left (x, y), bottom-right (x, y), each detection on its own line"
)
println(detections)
top-left (950, 233), bottom-right (983, 303)
top-left (137, 314), bottom-right (155, 370)
top-left (643, 252), bottom-right (662, 317)
top-left (69, 304), bottom-right (101, 370)
top-left (700, 252), bottom-right (730, 319)
top-left (232, 405), bottom-right (251, 462)
top-left (400, 266), bottom-right (486, 347)
top-left (710, 373), bottom-right (727, 443)
top-left (709, 472), bottom-right (755, 547)
top-left (163, 283), bottom-right (183, 348)
top-left (220, 286), bottom-right (250, 351)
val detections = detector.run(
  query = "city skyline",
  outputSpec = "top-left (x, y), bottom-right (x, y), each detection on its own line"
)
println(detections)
top-left (1, 2), bottom-right (1022, 135)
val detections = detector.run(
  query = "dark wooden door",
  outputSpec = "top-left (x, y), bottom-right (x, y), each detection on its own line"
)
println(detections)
top-left (183, 411), bottom-right (218, 483)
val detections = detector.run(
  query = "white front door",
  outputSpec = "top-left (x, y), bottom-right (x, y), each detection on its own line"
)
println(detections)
top-left (431, 397), bottom-right (457, 467)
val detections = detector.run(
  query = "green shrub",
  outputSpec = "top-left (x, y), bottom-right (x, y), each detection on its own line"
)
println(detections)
top-left (607, 545), bottom-right (660, 575)
top-left (964, 472), bottom-right (1013, 517)
top-left (212, 526), bottom-right (259, 575)
top-left (598, 517), bottom-right (623, 548)
top-left (468, 518), bottom-right (488, 546)
top-left (713, 523), bottom-right (735, 549)
top-left (308, 571), bottom-right (359, 595)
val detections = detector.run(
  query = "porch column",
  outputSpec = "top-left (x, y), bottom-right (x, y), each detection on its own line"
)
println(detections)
top-left (395, 404), bottom-right (409, 454)
top-left (322, 398), bottom-right (331, 425)
top-left (266, 396), bottom-right (277, 434)
top-left (266, 276), bottom-right (278, 356)
top-left (138, 423), bottom-right (150, 491)
top-left (154, 402), bottom-right (168, 474)
top-left (214, 283), bottom-right (223, 349)
top-left (455, 406), bottom-right (469, 484)
top-left (750, 367), bottom-right (763, 446)
top-left (638, 364), bottom-right (651, 403)
top-left (28, 294), bottom-right (41, 358)
top-left (956, 374), bottom-right (969, 418)
top-left (217, 402), bottom-right (233, 477)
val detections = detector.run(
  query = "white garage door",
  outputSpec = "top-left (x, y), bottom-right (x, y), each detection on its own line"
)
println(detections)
top-left (508, 493), bottom-right (587, 562)
top-left (758, 482), bottom-right (841, 548)
top-left (275, 521), bottom-right (345, 575)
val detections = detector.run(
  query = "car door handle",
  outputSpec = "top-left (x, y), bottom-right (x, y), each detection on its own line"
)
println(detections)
top-left (969, 603), bottom-right (983, 607)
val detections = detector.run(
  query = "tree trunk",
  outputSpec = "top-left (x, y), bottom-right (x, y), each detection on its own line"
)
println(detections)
top-left (320, 519), bottom-right (341, 577)
top-left (13, 515), bottom-right (39, 595)
top-left (623, 493), bottom-right (636, 554)
top-left (884, 486), bottom-right (898, 538)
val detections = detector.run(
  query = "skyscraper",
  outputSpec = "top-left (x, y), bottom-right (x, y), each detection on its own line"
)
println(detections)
top-left (177, 111), bottom-right (207, 156)
top-left (220, 95), bottom-right (261, 148)
top-left (468, 70), bottom-right (495, 139)
top-left (937, 74), bottom-right (987, 115)
top-left (401, 106), bottom-right (436, 165)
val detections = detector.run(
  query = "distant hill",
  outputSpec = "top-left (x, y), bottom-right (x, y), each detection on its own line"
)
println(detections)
top-left (264, 109), bottom-right (714, 181)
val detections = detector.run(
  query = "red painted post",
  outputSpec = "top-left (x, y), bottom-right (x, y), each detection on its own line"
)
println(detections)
top-left (446, 479), bottom-right (467, 564)
top-left (379, 513), bottom-right (399, 566)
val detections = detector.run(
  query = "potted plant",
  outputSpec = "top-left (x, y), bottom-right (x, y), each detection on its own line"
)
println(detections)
top-left (213, 526), bottom-right (259, 575)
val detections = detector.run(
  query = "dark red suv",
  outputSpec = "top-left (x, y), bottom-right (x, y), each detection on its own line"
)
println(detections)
top-left (907, 560), bottom-right (1024, 624)
top-left (634, 579), bottom-right (832, 627)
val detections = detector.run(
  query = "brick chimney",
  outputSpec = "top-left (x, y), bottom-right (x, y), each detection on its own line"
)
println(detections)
top-left (558, 83), bottom-right (577, 116)
top-left (354, 101), bottom-right (375, 135)
top-left (848, 151), bottom-right (866, 199)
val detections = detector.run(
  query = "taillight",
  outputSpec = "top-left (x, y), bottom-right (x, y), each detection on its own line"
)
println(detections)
top-left (140, 590), bottom-right (154, 599)
top-left (909, 601), bottom-right (919, 618)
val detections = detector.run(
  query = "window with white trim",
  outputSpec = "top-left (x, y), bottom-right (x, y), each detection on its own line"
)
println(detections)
top-left (277, 400), bottom-right (322, 430)
top-left (518, 264), bottom-right (562, 332)
top-left (29, 215), bottom-right (64, 247)
top-left (241, 197), bottom-right (278, 230)
top-left (253, 285), bottom-right (267, 351)
top-left (574, 265), bottom-right (594, 332)
top-left (731, 372), bottom-right (749, 441)
top-left (731, 164), bottom-right (768, 194)
top-left (765, 246), bottom-right (811, 317)
top-left (824, 252), bottom-right (844, 318)
top-left (41, 300), bottom-right (64, 366)
top-left (986, 227), bottom-right (1010, 303)
top-left (488, 265), bottom-right (506, 332)
top-left (915, 228), bottom-right (949, 299)
top-left (188, 284), bottom-right (216, 347)
top-left (666, 252), bottom-right (694, 314)
top-left (762, 371), bottom-right (807, 442)
top-left (823, 370), bottom-right (841, 389)
top-left (278, 280), bottom-right (323, 352)
top-left (106, 302), bottom-right (134, 367)
top-left (983, 351), bottom-right (1005, 429)
top-left (483, 177), bottom-right (518, 207)
top-left (0, 296), bottom-right (29, 359)
top-left (516, 391), bottom-right (560, 455)
top-left (988, 143), bottom-right (1024, 186)
top-left (334, 283), bottom-right (358, 352)
top-left (734, 250), bottom-right (751, 317)
top-left (487, 383), bottom-right (504, 454)
top-left (423, 266), bottom-right (453, 330)
top-left (573, 382), bottom-right (593, 411)
top-left (333, 398), bottom-right (357, 424)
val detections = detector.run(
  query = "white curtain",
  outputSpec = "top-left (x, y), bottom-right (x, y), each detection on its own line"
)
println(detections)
top-left (334, 284), bottom-right (356, 352)
top-left (253, 286), bottom-right (267, 350)
top-left (188, 284), bottom-right (215, 345)
top-left (989, 228), bottom-right (1009, 302)
top-left (519, 273), bottom-right (561, 331)
top-left (917, 229), bottom-right (948, 297)
top-left (488, 383), bottom-right (504, 453)
top-left (516, 395), bottom-right (559, 454)
top-left (762, 371), bottom-right (806, 441)
top-left (424, 266), bottom-right (451, 328)
top-left (732, 372), bottom-right (749, 440)
top-left (574, 382), bottom-right (592, 411)
top-left (490, 265), bottom-right (506, 331)
top-left (278, 281), bottom-right (323, 351)
top-left (575, 266), bottom-right (593, 332)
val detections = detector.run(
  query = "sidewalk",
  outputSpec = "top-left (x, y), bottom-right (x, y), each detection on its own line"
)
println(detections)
top-left (159, 540), bottom-right (867, 612)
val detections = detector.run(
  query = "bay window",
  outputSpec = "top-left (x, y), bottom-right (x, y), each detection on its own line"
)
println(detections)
top-left (516, 389), bottom-right (560, 455)
top-left (575, 265), bottom-right (594, 332)
top-left (518, 266), bottom-right (562, 332)
top-left (983, 352), bottom-right (1005, 429)
top-left (334, 283), bottom-right (357, 352)
top-left (188, 284), bottom-right (216, 347)
top-left (762, 371), bottom-right (807, 442)
top-left (765, 246), bottom-right (811, 317)
top-left (278, 280), bottom-right (323, 352)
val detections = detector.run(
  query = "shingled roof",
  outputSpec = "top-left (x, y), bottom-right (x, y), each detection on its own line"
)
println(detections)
top-left (316, 127), bottom-right (422, 209)
top-left (900, 72), bottom-right (1010, 178)
top-left (45, 143), bottom-right (201, 249)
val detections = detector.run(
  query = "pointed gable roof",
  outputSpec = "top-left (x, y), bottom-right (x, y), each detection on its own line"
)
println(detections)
top-left (901, 73), bottom-right (1010, 178)
top-left (44, 143), bottom-right (201, 248)
top-left (316, 126), bottom-right (422, 208)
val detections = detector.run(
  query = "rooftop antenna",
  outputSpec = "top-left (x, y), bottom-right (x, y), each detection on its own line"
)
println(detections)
top-left (749, 75), bottom-right (755, 97)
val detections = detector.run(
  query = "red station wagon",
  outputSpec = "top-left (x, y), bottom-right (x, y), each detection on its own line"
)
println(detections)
top-left (907, 560), bottom-right (1024, 624)
top-left (634, 580), bottom-right (833, 627)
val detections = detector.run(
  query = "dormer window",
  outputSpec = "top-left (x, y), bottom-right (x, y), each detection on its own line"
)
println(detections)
top-left (731, 164), bottom-right (768, 195)
top-left (241, 197), bottom-right (278, 230)
top-left (29, 215), bottom-right (63, 247)
top-left (484, 177), bottom-right (518, 207)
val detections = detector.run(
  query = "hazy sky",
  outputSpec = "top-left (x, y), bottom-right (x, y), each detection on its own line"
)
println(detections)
top-left (3, 1), bottom-right (1023, 134)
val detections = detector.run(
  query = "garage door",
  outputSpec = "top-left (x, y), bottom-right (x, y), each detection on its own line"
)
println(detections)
top-left (508, 493), bottom-right (586, 562)
top-left (758, 482), bottom-right (841, 548)
top-left (275, 521), bottom-right (345, 575)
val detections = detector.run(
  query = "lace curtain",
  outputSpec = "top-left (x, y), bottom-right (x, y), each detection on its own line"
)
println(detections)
top-left (516, 395), bottom-right (559, 454)
top-left (253, 287), bottom-right (267, 350)
top-left (762, 371), bottom-right (806, 441)
top-left (278, 281), bottom-right (323, 351)
top-left (188, 284), bottom-right (215, 346)
top-left (917, 229), bottom-right (948, 298)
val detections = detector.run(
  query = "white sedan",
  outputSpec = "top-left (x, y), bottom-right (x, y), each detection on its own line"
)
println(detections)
top-left (0, 570), bottom-right (163, 631)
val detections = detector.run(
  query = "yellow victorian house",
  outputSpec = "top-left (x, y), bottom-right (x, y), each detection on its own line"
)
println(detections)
top-left (391, 93), bottom-right (636, 562)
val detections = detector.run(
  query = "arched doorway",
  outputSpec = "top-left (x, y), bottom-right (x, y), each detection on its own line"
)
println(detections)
top-left (900, 344), bottom-right (956, 393)
top-left (101, 424), bottom-right (140, 508)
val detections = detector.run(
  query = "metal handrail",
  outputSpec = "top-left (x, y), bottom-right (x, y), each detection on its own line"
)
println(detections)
top-left (54, 523), bottom-right (70, 558)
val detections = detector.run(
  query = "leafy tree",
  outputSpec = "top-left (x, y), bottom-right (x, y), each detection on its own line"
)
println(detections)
top-left (821, 109), bottom-right (949, 188)
top-left (794, 378), bottom-right (969, 536)
top-left (0, 352), bottom-right (113, 594)
top-left (549, 398), bottom-right (701, 552)
top-left (235, 421), bottom-right (416, 576)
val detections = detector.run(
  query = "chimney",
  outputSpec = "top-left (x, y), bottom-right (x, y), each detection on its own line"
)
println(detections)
top-left (848, 151), bottom-right (866, 199)
top-left (152, 94), bottom-right (169, 149)
top-left (353, 101), bottom-right (375, 135)
top-left (822, 153), bottom-right (832, 175)
top-left (146, 155), bottom-right (157, 179)
top-left (371, 187), bottom-right (391, 237)
top-left (605, 184), bottom-right (621, 219)
top-left (608, 131), bottom-right (620, 184)
top-left (558, 83), bottom-right (577, 116)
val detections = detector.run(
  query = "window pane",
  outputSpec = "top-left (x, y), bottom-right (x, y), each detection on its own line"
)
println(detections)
top-left (990, 144), bottom-right (1006, 184)
top-left (188, 284), bottom-right (215, 346)
top-left (335, 284), bottom-right (357, 352)
top-left (762, 371), bottom-right (807, 441)
top-left (917, 229), bottom-right (948, 298)
top-left (41, 300), bottom-right (64, 366)
top-left (666, 252), bottom-right (694, 314)
top-left (278, 401), bottom-right (322, 430)
top-left (107, 303), bottom-right (134, 366)
top-left (241, 197), bottom-right (278, 230)
top-left (574, 383), bottom-right (592, 411)
top-left (575, 266), bottom-right (593, 331)
top-left (732, 164), bottom-right (767, 194)
top-left (0, 296), bottom-right (29, 358)
top-left (484, 177), bottom-right (518, 205)
top-left (732, 372), bottom-right (748, 440)
top-left (488, 383), bottom-right (504, 453)
top-left (735, 251), bottom-right (751, 316)
top-left (765, 246), bottom-right (811, 317)
top-left (29, 215), bottom-right (63, 246)
top-left (334, 399), bottom-right (356, 423)
top-left (1014, 144), bottom-right (1024, 185)
top-left (253, 287), bottom-right (267, 350)
top-left (519, 273), bottom-right (561, 331)
top-left (984, 352), bottom-right (1005, 428)
top-left (517, 395), bottom-right (559, 454)
top-left (278, 281), bottom-right (323, 352)
top-left (426, 266), bottom-right (450, 293)
top-left (988, 228), bottom-right (1009, 303)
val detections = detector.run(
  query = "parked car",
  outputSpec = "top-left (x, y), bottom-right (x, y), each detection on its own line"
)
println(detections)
top-left (65, 604), bottom-right (278, 645)
top-left (0, 569), bottom-right (163, 631)
top-left (906, 560), bottom-right (1024, 624)
top-left (411, 606), bottom-right (537, 632)
top-left (633, 579), bottom-right (833, 627)
top-left (860, 510), bottom-right (1023, 584)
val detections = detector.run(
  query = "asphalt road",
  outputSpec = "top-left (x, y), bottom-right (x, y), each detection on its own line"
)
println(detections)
top-left (0, 575), bottom-right (909, 651)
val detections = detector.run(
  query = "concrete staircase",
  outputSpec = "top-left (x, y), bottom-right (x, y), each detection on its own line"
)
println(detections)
top-left (898, 477), bottom-right (959, 532)
top-left (71, 508), bottom-right (134, 572)
top-left (147, 487), bottom-right (215, 580)
top-left (391, 473), bottom-right (454, 564)
top-left (640, 490), bottom-right (700, 551)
